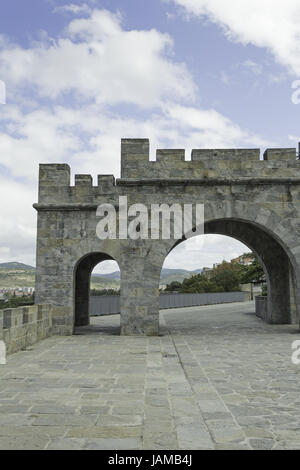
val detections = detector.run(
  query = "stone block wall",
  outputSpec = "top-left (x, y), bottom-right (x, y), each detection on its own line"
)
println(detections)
top-left (33, 138), bottom-right (300, 335)
top-left (0, 305), bottom-right (52, 355)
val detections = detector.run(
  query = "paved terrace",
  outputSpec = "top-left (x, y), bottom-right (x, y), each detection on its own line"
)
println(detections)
top-left (0, 301), bottom-right (299, 450)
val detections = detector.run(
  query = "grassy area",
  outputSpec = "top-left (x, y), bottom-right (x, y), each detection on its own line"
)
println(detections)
top-left (0, 268), bottom-right (35, 288)
top-left (90, 277), bottom-right (120, 290)
top-left (0, 267), bottom-right (120, 290)
top-left (0, 266), bottom-right (196, 291)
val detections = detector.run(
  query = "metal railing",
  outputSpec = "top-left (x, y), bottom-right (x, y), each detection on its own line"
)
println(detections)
top-left (90, 291), bottom-right (247, 316)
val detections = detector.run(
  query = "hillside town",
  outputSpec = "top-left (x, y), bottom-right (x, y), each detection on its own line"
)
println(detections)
top-left (0, 287), bottom-right (35, 300)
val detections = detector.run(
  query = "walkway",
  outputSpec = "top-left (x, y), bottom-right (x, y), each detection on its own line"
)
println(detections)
top-left (0, 301), bottom-right (299, 450)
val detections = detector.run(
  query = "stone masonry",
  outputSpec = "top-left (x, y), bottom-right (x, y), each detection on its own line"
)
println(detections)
top-left (34, 139), bottom-right (300, 335)
top-left (0, 305), bottom-right (52, 355)
top-left (0, 303), bottom-right (300, 450)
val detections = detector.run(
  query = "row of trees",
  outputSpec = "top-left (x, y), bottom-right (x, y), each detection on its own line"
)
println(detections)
top-left (90, 288), bottom-right (120, 296)
top-left (0, 293), bottom-right (35, 309)
top-left (165, 255), bottom-right (265, 294)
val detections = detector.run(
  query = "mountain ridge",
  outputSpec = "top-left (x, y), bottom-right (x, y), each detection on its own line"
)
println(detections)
top-left (0, 262), bottom-right (35, 270)
top-left (0, 263), bottom-right (205, 289)
top-left (93, 267), bottom-right (204, 281)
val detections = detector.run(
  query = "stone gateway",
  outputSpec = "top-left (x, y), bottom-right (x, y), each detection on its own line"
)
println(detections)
top-left (34, 139), bottom-right (300, 335)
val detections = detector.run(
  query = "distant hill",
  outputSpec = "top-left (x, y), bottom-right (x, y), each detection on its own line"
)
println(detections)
top-left (191, 268), bottom-right (204, 275)
top-left (92, 268), bottom-right (203, 281)
top-left (161, 268), bottom-right (203, 278)
top-left (93, 271), bottom-right (120, 280)
top-left (160, 268), bottom-right (204, 286)
top-left (161, 268), bottom-right (189, 278)
top-left (0, 262), bottom-right (35, 270)
top-left (0, 262), bottom-right (205, 289)
top-left (0, 263), bottom-right (36, 288)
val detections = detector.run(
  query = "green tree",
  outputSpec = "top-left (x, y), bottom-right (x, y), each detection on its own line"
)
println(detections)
top-left (163, 253), bottom-right (265, 295)
top-left (0, 294), bottom-right (35, 309)
top-left (90, 289), bottom-right (120, 296)
top-left (165, 281), bottom-right (182, 292)
top-left (239, 259), bottom-right (265, 284)
top-left (209, 261), bottom-right (242, 292)
top-left (180, 274), bottom-right (221, 293)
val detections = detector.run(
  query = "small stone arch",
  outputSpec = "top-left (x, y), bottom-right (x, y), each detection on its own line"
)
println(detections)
top-left (74, 251), bottom-right (119, 328)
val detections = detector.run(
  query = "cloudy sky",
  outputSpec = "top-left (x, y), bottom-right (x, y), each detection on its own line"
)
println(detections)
top-left (0, 0), bottom-right (299, 274)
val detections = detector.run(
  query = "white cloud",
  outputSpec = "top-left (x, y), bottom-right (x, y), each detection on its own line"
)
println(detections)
top-left (163, 234), bottom-right (251, 270)
top-left (53, 3), bottom-right (92, 15)
top-left (0, 105), bottom-right (83, 180)
top-left (0, 9), bottom-right (196, 107)
top-left (242, 59), bottom-right (263, 76)
top-left (164, 105), bottom-right (270, 149)
top-left (0, 98), bottom-right (269, 267)
top-left (0, 80), bottom-right (6, 104)
top-left (0, 102), bottom-right (270, 184)
top-left (220, 71), bottom-right (230, 85)
top-left (0, 176), bottom-right (36, 266)
top-left (0, 5), bottom-right (273, 267)
top-left (92, 260), bottom-right (120, 275)
top-left (172, 0), bottom-right (300, 75)
top-left (288, 135), bottom-right (300, 145)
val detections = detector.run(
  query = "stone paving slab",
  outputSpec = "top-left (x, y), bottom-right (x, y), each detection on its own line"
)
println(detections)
top-left (0, 301), bottom-right (299, 450)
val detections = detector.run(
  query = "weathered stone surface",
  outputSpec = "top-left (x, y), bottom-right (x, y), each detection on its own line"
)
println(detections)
top-left (0, 303), bottom-right (299, 450)
top-left (0, 305), bottom-right (52, 355)
top-left (33, 139), bottom-right (300, 335)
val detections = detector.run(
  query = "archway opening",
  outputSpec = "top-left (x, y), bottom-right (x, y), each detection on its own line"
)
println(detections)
top-left (160, 218), bottom-right (299, 327)
top-left (160, 234), bottom-right (259, 317)
top-left (74, 252), bottom-right (120, 333)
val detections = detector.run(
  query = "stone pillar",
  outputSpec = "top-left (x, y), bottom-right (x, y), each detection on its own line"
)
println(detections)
top-left (119, 244), bottom-right (161, 335)
top-left (288, 261), bottom-right (299, 324)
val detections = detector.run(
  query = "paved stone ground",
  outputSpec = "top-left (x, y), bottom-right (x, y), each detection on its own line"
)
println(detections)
top-left (0, 301), bottom-right (300, 450)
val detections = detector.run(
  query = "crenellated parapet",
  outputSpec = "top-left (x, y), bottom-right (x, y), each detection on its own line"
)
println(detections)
top-left (36, 139), bottom-right (300, 205)
top-left (121, 139), bottom-right (299, 179)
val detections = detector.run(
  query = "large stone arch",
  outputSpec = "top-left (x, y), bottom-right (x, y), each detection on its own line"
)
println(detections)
top-left (153, 202), bottom-right (300, 331)
top-left (164, 216), bottom-right (298, 325)
top-left (205, 219), bottom-right (299, 324)
top-left (34, 139), bottom-right (300, 335)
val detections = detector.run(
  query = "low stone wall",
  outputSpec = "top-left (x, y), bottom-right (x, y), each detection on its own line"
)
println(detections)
top-left (0, 305), bottom-right (52, 355)
top-left (255, 296), bottom-right (268, 321)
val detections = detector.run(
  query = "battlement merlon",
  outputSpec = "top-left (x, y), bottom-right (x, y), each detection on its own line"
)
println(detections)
top-left (263, 149), bottom-right (297, 160)
top-left (191, 149), bottom-right (260, 161)
top-left (37, 164), bottom-right (116, 204)
top-left (38, 164), bottom-right (71, 204)
top-left (121, 138), bottom-right (150, 178)
top-left (39, 164), bottom-right (71, 187)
